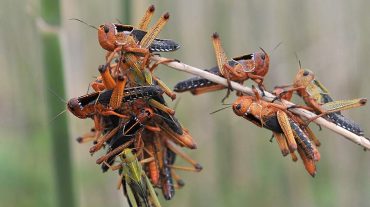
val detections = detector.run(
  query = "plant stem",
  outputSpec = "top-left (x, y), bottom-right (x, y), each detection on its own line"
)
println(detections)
top-left (40, 0), bottom-right (75, 206)
top-left (152, 56), bottom-right (370, 150)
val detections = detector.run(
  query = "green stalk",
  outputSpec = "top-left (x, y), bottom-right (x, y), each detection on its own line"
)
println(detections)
top-left (122, 0), bottom-right (132, 24)
top-left (40, 0), bottom-right (75, 207)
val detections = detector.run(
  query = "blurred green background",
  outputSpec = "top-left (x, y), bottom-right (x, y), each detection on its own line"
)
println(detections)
top-left (1, 0), bottom-right (370, 206)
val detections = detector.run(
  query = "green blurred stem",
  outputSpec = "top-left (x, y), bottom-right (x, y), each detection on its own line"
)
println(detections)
top-left (42, 33), bottom-right (75, 207)
top-left (122, 0), bottom-right (132, 24)
top-left (40, 0), bottom-right (75, 206)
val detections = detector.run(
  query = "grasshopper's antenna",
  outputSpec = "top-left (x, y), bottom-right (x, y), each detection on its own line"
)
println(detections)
top-left (115, 18), bottom-right (123, 24)
top-left (50, 109), bottom-right (67, 123)
top-left (69, 18), bottom-right (98, 30)
top-left (47, 88), bottom-right (67, 104)
top-left (294, 52), bottom-right (302, 69)
top-left (210, 106), bottom-right (232, 115)
top-left (271, 41), bottom-right (283, 54)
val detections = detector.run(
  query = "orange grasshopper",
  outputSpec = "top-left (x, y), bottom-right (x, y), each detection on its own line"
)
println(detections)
top-left (232, 86), bottom-right (320, 176)
top-left (174, 33), bottom-right (269, 101)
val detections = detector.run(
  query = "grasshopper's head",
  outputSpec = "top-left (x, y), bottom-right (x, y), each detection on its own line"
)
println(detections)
top-left (98, 23), bottom-right (135, 51)
top-left (232, 96), bottom-right (254, 116)
top-left (252, 48), bottom-right (270, 75)
top-left (98, 23), bottom-right (117, 51)
top-left (119, 148), bottom-right (136, 163)
top-left (293, 68), bottom-right (315, 88)
top-left (67, 92), bottom-right (99, 119)
top-left (137, 107), bottom-right (154, 122)
top-left (67, 97), bottom-right (89, 119)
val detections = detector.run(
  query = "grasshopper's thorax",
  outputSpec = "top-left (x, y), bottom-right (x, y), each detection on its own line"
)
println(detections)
top-left (120, 149), bottom-right (142, 182)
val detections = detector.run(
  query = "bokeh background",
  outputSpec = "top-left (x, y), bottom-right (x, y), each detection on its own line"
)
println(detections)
top-left (1, 0), bottom-right (370, 206)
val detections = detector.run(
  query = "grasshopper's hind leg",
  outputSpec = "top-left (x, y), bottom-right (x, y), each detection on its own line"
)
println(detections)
top-left (138, 5), bottom-right (155, 31)
top-left (140, 12), bottom-right (170, 49)
top-left (165, 139), bottom-right (202, 172)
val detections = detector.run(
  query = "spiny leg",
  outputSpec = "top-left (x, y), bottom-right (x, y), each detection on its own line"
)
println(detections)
top-left (212, 32), bottom-right (234, 102)
top-left (138, 5), bottom-right (155, 31)
top-left (140, 12), bottom-right (170, 49)
top-left (273, 132), bottom-right (290, 156)
top-left (276, 110), bottom-right (297, 152)
top-left (148, 99), bottom-right (175, 115)
top-left (76, 128), bottom-right (99, 143)
top-left (90, 126), bottom-right (120, 153)
top-left (109, 75), bottom-right (127, 109)
top-left (152, 75), bottom-right (176, 100)
top-left (165, 139), bottom-right (202, 172)
top-left (98, 64), bottom-right (116, 90)
top-left (96, 139), bottom-right (135, 164)
top-left (321, 98), bottom-right (367, 113)
top-left (171, 169), bottom-right (185, 188)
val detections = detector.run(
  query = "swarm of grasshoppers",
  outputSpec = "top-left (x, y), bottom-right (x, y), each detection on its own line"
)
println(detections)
top-left (67, 4), bottom-right (368, 206)
top-left (68, 5), bottom-right (202, 206)
top-left (174, 33), bottom-right (367, 177)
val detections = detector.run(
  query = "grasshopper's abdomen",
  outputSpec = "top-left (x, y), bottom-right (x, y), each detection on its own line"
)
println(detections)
top-left (174, 77), bottom-right (217, 92)
top-left (326, 113), bottom-right (364, 136)
top-left (289, 120), bottom-right (314, 159)
top-left (174, 67), bottom-right (220, 93)
top-left (150, 39), bottom-right (180, 52)
top-left (161, 148), bottom-right (176, 200)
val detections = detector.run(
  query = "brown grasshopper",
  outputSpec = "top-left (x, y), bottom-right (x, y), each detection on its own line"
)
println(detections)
top-left (174, 33), bottom-right (269, 102)
top-left (232, 86), bottom-right (320, 176)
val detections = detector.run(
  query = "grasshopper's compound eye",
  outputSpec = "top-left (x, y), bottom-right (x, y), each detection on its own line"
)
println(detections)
top-left (235, 104), bottom-right (242, 110)
top-left (303, 70), bottom-right (309, 76)
top-left (103, 25), bottom-right (110, 33)
top-left (260, 53), bottom-right (265, 60)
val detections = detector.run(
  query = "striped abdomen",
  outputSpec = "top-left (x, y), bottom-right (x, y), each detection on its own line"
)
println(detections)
top-left (326, 113), bottom-right (364, 136)
top-left (174, 67), bottom-right (220, 92)
top-left (289, 120), bottom-right (314, 159)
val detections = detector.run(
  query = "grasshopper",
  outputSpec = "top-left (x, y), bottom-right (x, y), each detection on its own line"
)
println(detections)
top-left (233, 86), bottom-right (320, 176)
top-left (274, 68), bottom-right (367, 136)
top-left (116, 148), bottom-right (162, 207)
top-left (143, 128), bottom-right (201, 200)
top-left (174, 33), bottom-right (269, 101)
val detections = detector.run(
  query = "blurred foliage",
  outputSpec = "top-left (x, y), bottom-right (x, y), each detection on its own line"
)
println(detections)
top-left (0, 0), bottom-right (370, 207)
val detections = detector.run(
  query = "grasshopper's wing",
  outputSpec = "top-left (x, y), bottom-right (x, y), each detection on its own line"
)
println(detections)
top-left (125, 178), bottom-right (139, 207)
top-left (313, 79), bottom-right (330, 94)
top-left (144, 173), bottom-right (162, 207)
top-left (321, 98), bottom-right (366, 113)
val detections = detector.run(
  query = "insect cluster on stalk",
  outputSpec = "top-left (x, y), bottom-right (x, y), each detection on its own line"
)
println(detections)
top-left (174, 33), bottom-right (368, 177)
top-left (68, 5), bottom-right (202, 207)
top-left (67, 4), bottom-right (369, 207)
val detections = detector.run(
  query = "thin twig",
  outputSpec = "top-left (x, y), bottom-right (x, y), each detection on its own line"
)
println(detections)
top-left (152, 56), bottom-right (370, 150)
